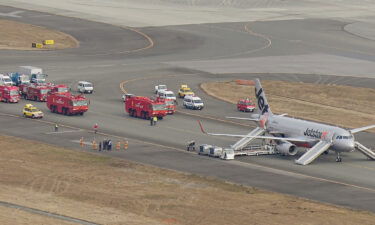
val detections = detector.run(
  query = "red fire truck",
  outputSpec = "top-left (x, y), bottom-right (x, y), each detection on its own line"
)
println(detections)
top-left (0, 85), bottom-right (20, 103)
top-left (22, 84), bottom-right (51, 102)
top-left (156, 97), bottom-right (176, 114)
top-left (124, 94), bottom-right (168, 119)
top-left (47, 92), bottom-right (89, 116)
top-left (237, 98), bottom-right (256, 112)
top-left (50, 84), bottom-right (69, 94)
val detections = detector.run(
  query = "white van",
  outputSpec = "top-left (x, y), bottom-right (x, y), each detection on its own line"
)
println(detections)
top-left (183, 95), bottom-right (204, 110)
top-left (77, 81), bottom-right (94, 94)
top-left (158, 90), bottom-right (176, 101)
top-left (0, 74), bottom-right (13, 86)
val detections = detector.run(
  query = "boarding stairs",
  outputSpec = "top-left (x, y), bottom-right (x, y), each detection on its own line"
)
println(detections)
top-left (231, 127), bottom-right (265, 151)
top-left (295, 140), bottom-right (332, 165)
top-left (355, 142), bottom-right (375, 160)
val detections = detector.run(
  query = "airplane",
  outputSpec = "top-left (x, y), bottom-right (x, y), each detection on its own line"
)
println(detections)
top-left (199, 78), bottom-right (375, 165)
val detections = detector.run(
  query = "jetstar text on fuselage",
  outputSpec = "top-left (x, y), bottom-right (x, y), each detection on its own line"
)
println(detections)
top-left (304, 128), bottom-right (325, 139)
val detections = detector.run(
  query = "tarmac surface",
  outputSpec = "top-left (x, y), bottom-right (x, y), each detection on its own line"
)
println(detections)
top-left (0, 3), bottom-right (375, 212)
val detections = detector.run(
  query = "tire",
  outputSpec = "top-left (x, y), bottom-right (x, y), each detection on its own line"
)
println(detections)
top-left (145, 112), bottom-right (149, 120)
top-left (32, 114), bottom-right (35, 119)
top-left (80, 112), bottom-right (84, 116)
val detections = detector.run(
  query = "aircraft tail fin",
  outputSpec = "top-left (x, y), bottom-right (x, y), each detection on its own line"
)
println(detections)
top-left (254, 79), bottom-right (273, 116)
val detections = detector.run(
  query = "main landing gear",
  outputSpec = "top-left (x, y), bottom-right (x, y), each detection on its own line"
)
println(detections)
top-left (335, 152), bottom-right (342, 162)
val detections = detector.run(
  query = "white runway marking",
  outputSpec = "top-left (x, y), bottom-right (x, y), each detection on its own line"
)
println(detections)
top-left (0, 10), bottom-right (24, 18)
top-left (45, 129), bottom-right (83, 134)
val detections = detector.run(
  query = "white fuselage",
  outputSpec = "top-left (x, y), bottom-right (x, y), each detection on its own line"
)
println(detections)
top-left (267, 115), bottom-right (355, 152)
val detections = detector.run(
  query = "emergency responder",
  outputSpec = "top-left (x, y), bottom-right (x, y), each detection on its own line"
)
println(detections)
top-left (103, 139), bottom-right (108, 150)
top-left (54, 123), bottom-right (59, 132)
top-left (153, 116), bottom-right (157, 126)
top-left (93, 123), bottom-right (98, 134)
top-left (108, 139), bottom-right (112, 151)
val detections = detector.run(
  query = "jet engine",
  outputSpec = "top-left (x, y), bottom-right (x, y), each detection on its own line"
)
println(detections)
top-left (276, 142), bottom-right (298, 156)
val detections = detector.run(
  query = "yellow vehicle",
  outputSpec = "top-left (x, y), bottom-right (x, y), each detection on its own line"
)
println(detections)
top-left (178, 84), bottom-right (194, 98)
top-left (23, 104), bottom-right (44, 119)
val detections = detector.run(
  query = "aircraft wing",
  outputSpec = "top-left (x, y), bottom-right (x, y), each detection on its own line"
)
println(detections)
top-left (198, 120), bottom-right (311, 142)
top-left (350, 125), bottom-right (375, 134)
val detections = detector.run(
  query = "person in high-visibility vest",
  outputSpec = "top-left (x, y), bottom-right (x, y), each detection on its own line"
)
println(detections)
top-left (152, 116), bottom-right (158, 126)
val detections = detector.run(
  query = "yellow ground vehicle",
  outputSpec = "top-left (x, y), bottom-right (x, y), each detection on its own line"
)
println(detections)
top-left (178, 84), bottom-right (194, 98)
top-left (23, 104), bottom-right (44, 118)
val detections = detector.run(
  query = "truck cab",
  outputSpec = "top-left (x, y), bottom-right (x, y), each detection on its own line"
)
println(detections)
top-left (51, 84), bottom-right (70, 94)
top-left (47, 92), bottom-right (89, 116)
top-left (9, 72), bottom-right (30, 86)
top-left (157, 90), bottom-right (176, 101)
top-left (125, 94), bottom-right (168, 119)
top-left (154, 84), bottom-right (167, 94)
top-left (0, 85), bottom-right (20, 103)
top-left (0, 74), bottom-right (13, 86)
top-left (24, 84), bottom-right (50, 101)
top-left (31, 73), bottom-right (48, 84)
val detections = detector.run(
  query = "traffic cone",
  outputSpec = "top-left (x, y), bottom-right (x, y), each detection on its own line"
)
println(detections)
top-left (116, 141), bottom-right (121, 151)
top-left (80, 137), bottom-right (85, 148)
top-left (92, 140), bottom-right (97, 150)
top-left (123, 140), bottom-right (128, 150)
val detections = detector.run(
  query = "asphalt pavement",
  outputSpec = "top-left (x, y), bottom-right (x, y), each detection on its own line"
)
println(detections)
top-left (0, 5), bottom-right (375, 212)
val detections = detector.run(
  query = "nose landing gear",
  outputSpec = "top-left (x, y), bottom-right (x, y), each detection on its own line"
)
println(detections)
top-left (335, 152), bottom-right (342, 162)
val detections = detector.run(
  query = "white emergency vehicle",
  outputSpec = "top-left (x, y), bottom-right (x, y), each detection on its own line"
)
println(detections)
top-left (77, 81), bottom-right (94, 94)
top-left (157, 90), bottom-right (176, 101)
top-left (183, 95), bottom-right (204, 110)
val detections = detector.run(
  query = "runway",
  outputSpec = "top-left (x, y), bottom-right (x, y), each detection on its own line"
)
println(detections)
top-left (0, 3), bottom-right (375, 212)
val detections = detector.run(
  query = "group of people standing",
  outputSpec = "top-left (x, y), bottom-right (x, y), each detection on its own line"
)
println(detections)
top-left (99, 139), bottom-right (112, 151)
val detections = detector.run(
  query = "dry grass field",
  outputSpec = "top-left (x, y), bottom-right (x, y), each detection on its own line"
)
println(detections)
top-left (0, 19), bottom-right (78, 50)
top-left (1, 135), bottom-right (375, 225)
top-left (201, 80), bottom-right (375, 132)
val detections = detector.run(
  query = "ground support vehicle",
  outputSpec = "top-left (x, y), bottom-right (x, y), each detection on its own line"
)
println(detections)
top-left (77, 81), bottom-right (93, 93)
top-left (198, 144), bottom-right (276, 160)
top-left (209, 146), bottom-right (223, 157)
top-left (237, 98), bottom-right (255, 112)
top-left (0, 85), bottom-right (20, 103)
top-left (18, 66), bottom-right (48, 83)
top-left (157, 90), bottom-right (176, 101)
top-left (8, 72), bottom-right (30, 86)
top-left (23, 104), bottom-right (43, 118)
top-left (183, 95), bottom-right (204, 110)
top-left (0, 74), bottom-right (13, 86)
top-left (124, 94), bottom-right (168, 119)
top-left (178, 85), bottom-right (194, 98)
top-left (198, 144), bottom-right (212, 155)
top-left (154, 84), bottom-right (167, 94)
top-left (47, 92), bottom-right (89, 116)
top-left (23, 84), bottom-right (50, 101)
